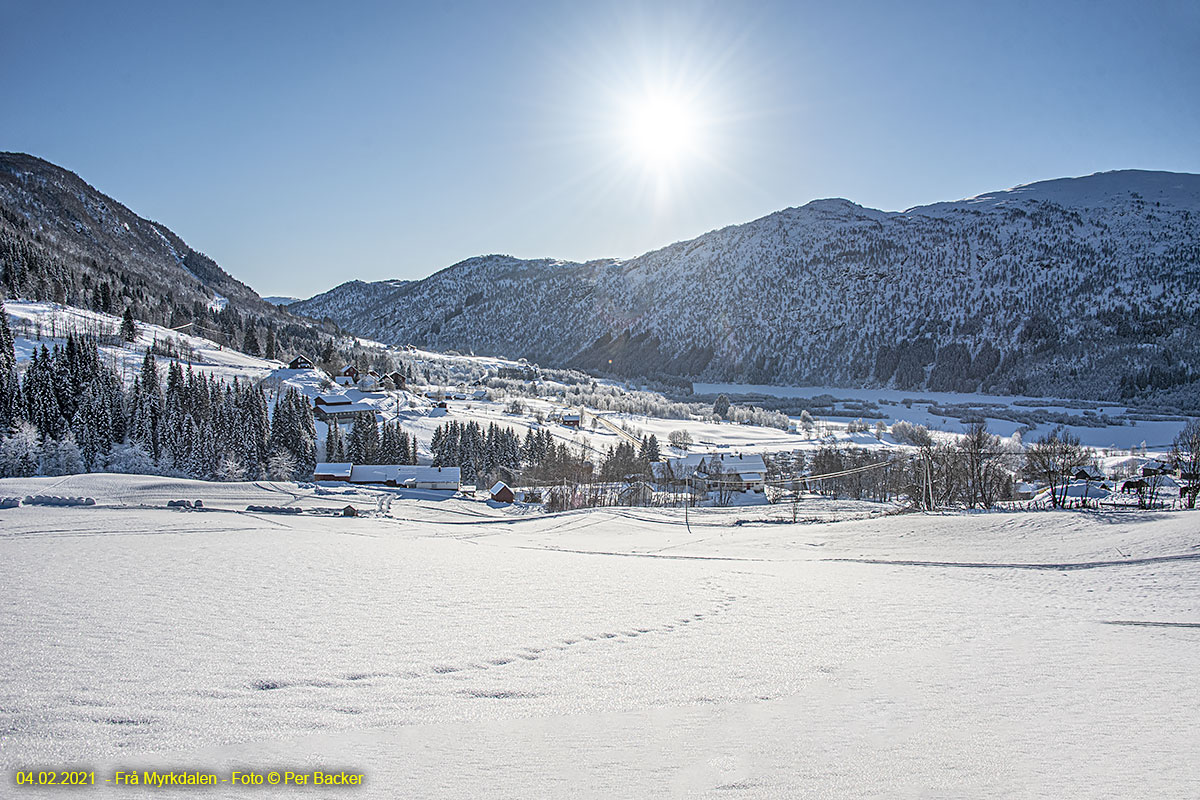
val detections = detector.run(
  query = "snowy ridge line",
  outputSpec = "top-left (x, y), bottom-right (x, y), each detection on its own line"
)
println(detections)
top-left (828, 552), bottom-right (1200, 570)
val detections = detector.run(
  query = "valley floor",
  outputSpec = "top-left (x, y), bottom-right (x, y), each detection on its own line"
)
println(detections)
top-left (1, 476), bottom-right (1197, 798)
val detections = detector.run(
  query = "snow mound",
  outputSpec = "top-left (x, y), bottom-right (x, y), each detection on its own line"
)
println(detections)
top-left (22, 495), bottom-right (96, 506)
top-left (245, 505), bottom-right (303, 514)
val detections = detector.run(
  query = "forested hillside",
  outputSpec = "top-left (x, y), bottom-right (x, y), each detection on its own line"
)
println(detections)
top-left (295, 171), bottom-right (1200, 409)
top-left (0, 152), bottom-right (334, 361)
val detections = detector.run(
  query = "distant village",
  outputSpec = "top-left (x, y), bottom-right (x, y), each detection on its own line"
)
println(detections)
top-left (284, 354), bottom-right (1199, 513)
top-left (286, 353), bottom-right (784, 504)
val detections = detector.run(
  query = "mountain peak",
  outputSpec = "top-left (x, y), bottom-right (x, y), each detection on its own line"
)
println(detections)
top-left (907, 169), bottom-right (1200, 216)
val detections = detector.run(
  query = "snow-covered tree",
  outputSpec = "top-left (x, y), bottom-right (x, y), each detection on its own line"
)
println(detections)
top-left (120, 307), bottom-right (137, 342)
top-left (667, 429), bottom-right (693, 451)
top-left (268, 387), bottom-right (316, 479)
top-left (0, 302), bottom-right (19, 431)
top-left (242, 323), bottom-right (260, 357)
top-left (713, 394), bottom-right (731, 420)
top-left (1173, 419), bottom-right (1200, 509)
top-left (267, 450), bottom-right (297, 481)
top-left (215, 453), bottom-right (246, 482)
top-left (103, 442), bottom-right (159, 475)
top-left (129, 351), bottom-right (163, 461)
top-left (40, 433), bottom-right (84, 476)
top-left (24, 346), bottom-right (65, 438)
top-left (348, 413), bottom-right (380, 465)
top-left (0, 421), bottom-right (41, 477)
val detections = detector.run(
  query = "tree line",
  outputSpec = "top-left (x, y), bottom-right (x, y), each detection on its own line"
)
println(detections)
top-left (0, 303), bottom-right (317, 480)
top-left (325, 414), bottom-right (418, 466)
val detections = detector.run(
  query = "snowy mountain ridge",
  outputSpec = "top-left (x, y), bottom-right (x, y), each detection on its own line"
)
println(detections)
top-left (0, 152), bottom-right (342, 360)
top-left (0, 152), bottom-right (270, 314)
top-left (910, 169), bottom-right (1200, 215)
top-left (292, 170), bottom-right (1200, 407)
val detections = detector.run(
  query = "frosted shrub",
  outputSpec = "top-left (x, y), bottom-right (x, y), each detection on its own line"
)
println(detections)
top-left (0, 422), bottom-right (41, 477)
top-left (667, 430), bottom-right (693, 451)
top-left (891, 420), bottom-right (933, 447)
top-left (103, 443), bottom-right (160, 475)
top-left (268, 451), bottom-right (298, 481)
top-left (215, 454), bottom-right (246, 482)
top-left (39, 433), bottom-right (84, 476)
top-left (727, 405), bottom-right (790, 430)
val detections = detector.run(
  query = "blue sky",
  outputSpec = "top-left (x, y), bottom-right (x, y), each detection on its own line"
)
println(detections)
top-left (3, 0), bottom-right (1197, 297)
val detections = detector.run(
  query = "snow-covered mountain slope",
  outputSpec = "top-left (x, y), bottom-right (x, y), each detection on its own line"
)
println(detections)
top-left (0, 153), bottom-right (274, 315)
top-left (295, 170), bottom-right (1200, 407)
top-left (0, 152), bottom-right (337, 358)
top-left (290, 278), bottom-right (412, 321)
top-left (912, 169), bottom-right (1200, 215)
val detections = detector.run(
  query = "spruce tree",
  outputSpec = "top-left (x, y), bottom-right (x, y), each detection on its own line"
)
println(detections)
top-left (324, 421), bottom-right (345, 462)
top-left (23, 346), bottom-right (66, 438)
top-left (242, 323), bottom-right (260, 357)
top-left (268, 387), bottom-right (316, 479)
top-left (348, 412), bottom-right (380, 464)
top-left (120, 307), bottom-right (137, 342)
top-left (129, 351), bottom-right (163, 461)
top-left (0, 302), bottom-right (19, 430)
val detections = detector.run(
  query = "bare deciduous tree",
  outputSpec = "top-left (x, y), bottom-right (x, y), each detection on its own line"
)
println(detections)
top-left (1173, 420), bottom-right (1200, 509)
top-left (667, 429), bottom-right (693, 451)
top-left (1024, 426), bottom-right (1089, 508)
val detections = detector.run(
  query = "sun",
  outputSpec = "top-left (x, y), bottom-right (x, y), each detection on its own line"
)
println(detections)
top-left (623, 92), bottom-right (702, 168)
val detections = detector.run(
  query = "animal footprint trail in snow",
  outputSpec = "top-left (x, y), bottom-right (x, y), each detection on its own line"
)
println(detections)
top-left (237, 585), bottom-right (740, 697)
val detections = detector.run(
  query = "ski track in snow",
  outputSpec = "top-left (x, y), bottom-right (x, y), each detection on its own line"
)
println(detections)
top-left (830, 551), bottom-right (1200, 571)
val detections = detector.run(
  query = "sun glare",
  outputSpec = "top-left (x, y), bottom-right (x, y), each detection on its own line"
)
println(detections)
top-left (623, 93), bottom-right (702, 168)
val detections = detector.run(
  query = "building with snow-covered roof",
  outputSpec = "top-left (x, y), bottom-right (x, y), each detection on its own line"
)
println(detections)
top-left (314, 462), bottom-right (353, 481)
top-left (653, 453), bottom-right (767, 493)
top-left (333, 364), bottom-right (359, 386)
top-left (1141, 459), bottom-right (1169, 477)
top-left (312, 394), bottom-right (377, 421)
top-left (348, 465), bottom-right (460, 491)
top-left (287, 354), bottom-right (315, 370)
top-left (315, 392), bottom-right (352, 406)
top-left (489, 481), bottom-right (515, 503)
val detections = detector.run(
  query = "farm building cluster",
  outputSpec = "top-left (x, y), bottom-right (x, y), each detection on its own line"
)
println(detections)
top-left (288, 355), bottom-right (410, 392)
top-left (313, 463), bottom-right (462, 490)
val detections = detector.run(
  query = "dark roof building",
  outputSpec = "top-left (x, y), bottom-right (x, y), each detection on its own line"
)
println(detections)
top-left (287, 354), bottom-right (316, 370)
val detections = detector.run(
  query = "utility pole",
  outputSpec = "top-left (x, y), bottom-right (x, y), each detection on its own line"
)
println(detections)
top-left (683, 472), bottom-right (696, 535)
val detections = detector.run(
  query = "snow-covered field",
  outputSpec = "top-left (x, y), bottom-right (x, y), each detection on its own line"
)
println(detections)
top-left (2, 475), bottom-right (1197, 798)
top-left (696, 382), bottom-right (1193, 451)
